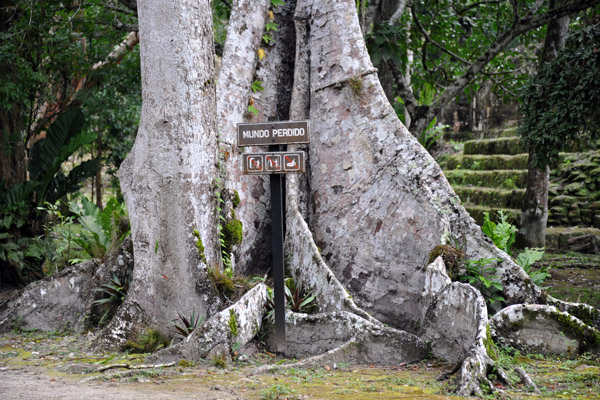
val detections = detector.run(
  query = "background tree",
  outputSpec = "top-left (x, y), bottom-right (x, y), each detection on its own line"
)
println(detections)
top-left (364, 0), bottom-right (600, 137)
top-left (519, 0), bottom-right (570, 247)
top-left (0, 0), bottom-right (140, 284)
top-left (519, 21), bottom-right (600, 245)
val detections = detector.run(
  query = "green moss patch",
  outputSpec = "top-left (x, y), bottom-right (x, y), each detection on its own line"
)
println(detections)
top-left (463, 137), bottom-right (524, 156)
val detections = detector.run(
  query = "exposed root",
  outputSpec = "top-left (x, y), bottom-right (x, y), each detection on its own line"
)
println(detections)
top-left (256, 310), bottom-right (429, 374)
top-left (515, 367), bottom-right (541, 394)
top-left (97, 361), bottom-right (176, 373)
top-left (285, 173), bottom-right (381, 326)
top-left (147, 283), bottom-right (269, 364)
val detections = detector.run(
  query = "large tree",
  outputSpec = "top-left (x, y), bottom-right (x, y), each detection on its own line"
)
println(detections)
top-left (97, 0), bottom-right (222, 343)
top-left (3, 0), bottom-right (600, 397)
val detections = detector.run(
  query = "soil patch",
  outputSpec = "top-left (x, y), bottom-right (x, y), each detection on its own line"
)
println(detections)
top-left (2, 330), bottom-right (600, 399)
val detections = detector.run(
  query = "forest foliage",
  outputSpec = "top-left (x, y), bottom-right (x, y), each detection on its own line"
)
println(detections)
top-left (1, 0), bottom-right (599, 288)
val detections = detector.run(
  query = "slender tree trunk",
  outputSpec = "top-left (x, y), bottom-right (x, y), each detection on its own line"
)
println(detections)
top-left (520, 3), bottom-right (570, 248)
top-left (95, 133), bottom-right (103, 210)
top-left (100, 0), bottom-right (222, 346)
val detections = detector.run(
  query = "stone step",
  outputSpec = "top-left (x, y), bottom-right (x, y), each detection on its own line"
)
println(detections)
top-left (454, 186), bottom-right (526, 209)
top-left (444, 169), bottom-right (528, 189)
top-left (462, 204), bottom-right (521, 227)
top-left (440, 153), bottom-right (529, 170)
top-left (444, 126), bottom-right (519, 141)
top-left (545, 227), bottom-right (600, 251)
top-left (463, 136), bottom-right (525, 155)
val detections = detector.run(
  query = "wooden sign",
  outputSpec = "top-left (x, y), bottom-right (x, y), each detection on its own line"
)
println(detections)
top-left (237, 121), bottom-right (310, 147)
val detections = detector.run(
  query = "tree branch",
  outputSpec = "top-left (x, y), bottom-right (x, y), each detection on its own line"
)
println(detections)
top-left (455, 1), bottom-right (504, 15)
top-left (117, 0), bottom-right (137, 15)
top-left (387, 0), bottom-right (408, 25)
top-left (414, 0), bottom-right (600, 135)
top-left (386, 59), bottom-right (418, 116)
top-left (483, 73), bottom-right (519, 97)
top-left (411, 5), bottom-right (470, 65)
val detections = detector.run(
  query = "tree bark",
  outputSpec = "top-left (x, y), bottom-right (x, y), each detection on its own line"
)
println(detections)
top-left (100, 0), bottom-right (222, 346)
top-left (303, 0), bottom-right (540, 333)
top-left (520, 3), bottom-right (570, 248)
top-left (216, 0), bottom-right (271, 275)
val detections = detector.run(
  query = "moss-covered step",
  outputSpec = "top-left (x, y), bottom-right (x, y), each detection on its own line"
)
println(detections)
top-left (440, 153), bottom-right (529, 170)
top-left (462, 204), bottom-right (521, 227)
top-left (463, 137), bottom-right (525, 155)
top-left (444, 169), bottom-right (528, 189)
top-left (453, 186), bottom-right (526, 209)
top-left (545, 227), bottom-right (600, 251)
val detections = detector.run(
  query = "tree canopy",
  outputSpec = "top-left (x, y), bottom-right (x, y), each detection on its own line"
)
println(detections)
top-left (364, 0), bottom-right (600, 135)
top-left (519, 22), bottom-right (600, 168)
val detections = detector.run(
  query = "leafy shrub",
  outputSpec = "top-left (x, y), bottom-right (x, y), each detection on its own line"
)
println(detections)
top-left (172, 310), bottom-right (204, 338)
top-left (418, 117), bottom-right (448, 150)
top-left (519, 23), bottom-right (600, 169)
top-left (0, 202), bottom-right (44, 284)
top-left (515, 247), bottom-right (550, 287)
top-left (482, 211), bottom-right (516, 256)
top-left (460, 258), bottom-right (505, 305)
top-left (69, 196), bottom-right (129, 260)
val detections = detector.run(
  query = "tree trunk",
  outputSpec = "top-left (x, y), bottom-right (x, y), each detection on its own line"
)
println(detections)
top-left (216, 0), bottom-right (271, 275)
top-left (99, 0), bottom-right (222, 346)
top-left (7, 0), bottom-right (591, 395)
top-left (520, 4), bottom-right (570, 248)
top-left (302, 0), bottom-right (540, 332)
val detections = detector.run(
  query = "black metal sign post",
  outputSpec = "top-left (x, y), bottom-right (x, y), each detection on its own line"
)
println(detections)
top-left (269, 144), bottom-right (286, 353)
top-left (237, 120), bottom-right (309, 354)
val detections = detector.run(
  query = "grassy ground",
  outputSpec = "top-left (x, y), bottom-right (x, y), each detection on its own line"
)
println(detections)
top-left (540, 251), bottom-right (600, 309)
top-left (1, 328), bottom-right (599, 399)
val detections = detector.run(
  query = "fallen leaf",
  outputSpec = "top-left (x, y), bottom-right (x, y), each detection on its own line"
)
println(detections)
top-left (258, 48), bottom-right (265, 61)
top-left (325, 365), bottom-right (330, 371)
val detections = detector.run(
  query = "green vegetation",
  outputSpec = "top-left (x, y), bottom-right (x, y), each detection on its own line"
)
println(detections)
top-left (519, 23), bottom-right (600, 169)
top-left (92, 270), bottom-right (132, 327)
top-left (418, 118), bottom-right (448, 151)
top-left (124, 328), bottom-right (170, 354)
top-left (261, 384), bottom-right (298, 400)
top-left (228, 309), bottom-right (238, 337)
top-left (460, 258), bottom-right (505, 305)
top-left (192, 229), bottom-right (206, 264)
top-left (428, 244), bottom-right (464, 280)
top-left (172, 310), bottom-right (204, 338)
top-left (515, 247), bottom-right (550, 287)
top-left (348, 76), bottom-right (364, 96)
top-left (223, 219), bottom-right (243, 251)
top-left (482, 211), bottom-right (516, 256)
top-left (212, 354), bottom-right (227, 369)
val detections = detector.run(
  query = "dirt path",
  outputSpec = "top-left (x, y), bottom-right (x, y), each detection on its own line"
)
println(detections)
top-left (2, 328), bottom-right (599, 399)
top-left (1, 367), bottom-right (241, 400)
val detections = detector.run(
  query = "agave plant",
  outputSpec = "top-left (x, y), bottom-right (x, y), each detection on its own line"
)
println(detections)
top-left (92, 270), bottom-right (131, 326)
top-left (172, 310), bottom-right (204, 338)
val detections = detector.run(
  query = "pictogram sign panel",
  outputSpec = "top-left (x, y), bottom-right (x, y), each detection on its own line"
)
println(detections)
top-left (242, 151), bottom-right (305, 175)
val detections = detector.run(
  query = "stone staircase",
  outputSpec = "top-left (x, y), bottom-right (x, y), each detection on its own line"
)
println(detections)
top-left (439, 128), bottom-right (600, 251)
